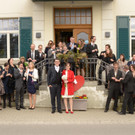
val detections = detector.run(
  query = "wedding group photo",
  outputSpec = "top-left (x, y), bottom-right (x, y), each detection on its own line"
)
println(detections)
top-left (0, 0), bottom-right (135, 135)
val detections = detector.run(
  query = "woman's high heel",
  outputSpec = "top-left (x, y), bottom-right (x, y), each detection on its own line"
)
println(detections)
top-left (65, 111), bottom-right (69, 113)
top-left (70, 111), bottom-right (74, 114)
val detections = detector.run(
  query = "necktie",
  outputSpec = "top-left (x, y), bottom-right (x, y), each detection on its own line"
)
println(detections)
top-left (31, 51), bottom-right (34, 60)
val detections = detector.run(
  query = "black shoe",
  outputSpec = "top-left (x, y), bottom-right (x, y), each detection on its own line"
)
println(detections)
top-left (8, 104), bottom-right (12, 108)
top-left (104, 109), bottom-right (108, 112)
top-left (118, 112), bottom-right (126, 115)
top-left (51, 110), bottom-right (55, 114)
top-left (127, 112), bottom-right (134, 114)
top-left (58, 110), bottom-right (62, 113)
top-left (20, 106), bottom-right (26, 109)
top-left (16, 107), bottom-right (20, 110)
top-left (113, 108), bottom-right (118, 112)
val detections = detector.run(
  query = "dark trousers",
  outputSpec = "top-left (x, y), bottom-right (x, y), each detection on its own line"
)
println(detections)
top-left (38, 68), bottom-right (42, 83)
top-left (3, 93), bottom-right (11, 107)
top-left (16, 87), bottom-right (24, 108)
top-left (105, 88), bottom-right (119, 110)
top-left (50, 84), bottom-right (61, 111)
top-left (121, 92), bottom-right (134, 113)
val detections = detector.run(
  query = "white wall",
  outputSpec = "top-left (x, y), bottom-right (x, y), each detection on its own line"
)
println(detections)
top-left (0, 0), bottom-right (33, 17)
top-left (113, 0), bottom-right (135, 58)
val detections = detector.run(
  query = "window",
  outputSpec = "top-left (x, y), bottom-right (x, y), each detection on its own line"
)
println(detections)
top-left (54, 8), bottom-right (92, 25)
top-left (0, 18), bottom-right (19, 59)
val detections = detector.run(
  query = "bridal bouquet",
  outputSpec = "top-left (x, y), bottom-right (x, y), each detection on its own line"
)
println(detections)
top-left (62, 75), bottom-right (67, 88)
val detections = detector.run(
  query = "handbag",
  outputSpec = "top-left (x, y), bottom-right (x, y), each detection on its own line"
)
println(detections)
top-left (33, 81), bottom-right (39, 90)
top-left (0, 79), bottom-right (5, 95)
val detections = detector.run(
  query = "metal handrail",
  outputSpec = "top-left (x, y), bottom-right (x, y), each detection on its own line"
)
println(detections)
top-left (35, 57), bottom-right (110, 85)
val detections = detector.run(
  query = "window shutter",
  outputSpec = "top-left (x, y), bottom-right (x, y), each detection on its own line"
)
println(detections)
top-left (117, 16), bottom-right (130, 60)
top-left (20, 17), bottom-right (32, 58)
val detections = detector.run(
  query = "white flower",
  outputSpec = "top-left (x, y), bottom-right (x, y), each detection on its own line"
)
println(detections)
top-left (62, 75), bottom-right (67, 81)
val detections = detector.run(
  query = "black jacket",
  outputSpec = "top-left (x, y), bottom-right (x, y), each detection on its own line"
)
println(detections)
top-left (86, 43), bottom-right (98, 58)
top-left (67, 43), bottom-right (78, 52)
top-left (26, 50), bottom-right (39, 63)
top-left (38, 52), bottom-right (45, 62)
top-left (103, 54), bottom-right (116, 64)
top-left (47, 66), bottom-right (63, 86)
top-left (121, 71), bottom-right (134, 93)
top-left (108, 69), bottom-right (122, 90)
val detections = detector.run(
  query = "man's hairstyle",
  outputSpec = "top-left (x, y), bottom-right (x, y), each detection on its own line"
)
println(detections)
top-left (70, 36), bottom-right (74, 39)
top-left (91, 36), bottom-right (96, 40)
top-left (124, 65), bottom-right (129, 70)
top-left (105, 44), bottom-right (110, 49)
top-left (38, 44), bottom-right (43, 48)
top-left (54, 58), bottom-right (60, 62)
top-left (18, 61), bottom-right (23, 66)
top-left (4, 62), bottom-right (9, 67)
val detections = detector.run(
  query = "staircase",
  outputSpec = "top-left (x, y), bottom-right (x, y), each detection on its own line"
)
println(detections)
top-left (24, 81), bottom-right (108, 109)
top-left (23, 58), bottom-right (110, 108)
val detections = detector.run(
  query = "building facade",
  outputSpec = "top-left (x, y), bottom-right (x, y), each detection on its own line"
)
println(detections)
top-left (0, 0), bottom-right (135, 63)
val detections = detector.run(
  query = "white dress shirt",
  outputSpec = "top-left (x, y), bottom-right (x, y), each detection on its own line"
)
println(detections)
top-left (70, 42), bottom-right (75, 50)
top-left (31, 50), bottom-right (35, 60)
top-left (55, 66), bottom-right (60, 73)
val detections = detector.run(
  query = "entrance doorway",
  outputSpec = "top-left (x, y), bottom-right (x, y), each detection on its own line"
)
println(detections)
top-left (55, 29), bottom-right (73, 46)
top-left (54, 8), bottom-right (92, 45)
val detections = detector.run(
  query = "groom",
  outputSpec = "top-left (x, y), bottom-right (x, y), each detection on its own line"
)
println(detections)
top-left (47, 59), bottom-right (63, 114)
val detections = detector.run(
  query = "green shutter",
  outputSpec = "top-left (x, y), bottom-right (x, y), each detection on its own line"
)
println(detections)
top-left (117, 16), bottom-right (130, 60)
top-left (20, 17), bottom-right (32, 57)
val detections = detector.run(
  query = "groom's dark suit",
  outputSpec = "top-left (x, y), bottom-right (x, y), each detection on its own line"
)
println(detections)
top-left (47, 66), bottom-right (63, 112)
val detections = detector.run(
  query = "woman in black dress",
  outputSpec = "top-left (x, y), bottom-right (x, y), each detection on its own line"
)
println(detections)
top-left (44, 40), bottom-right (53, 73)
top-left (2, 63), bottom-right (13, 108)
top-left (103, 48), bottom-right (116, 74)
top-left (8, 58), bottom-right (17, 102)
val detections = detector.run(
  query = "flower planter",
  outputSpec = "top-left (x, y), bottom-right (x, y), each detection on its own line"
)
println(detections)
top-left (61, 99), bottom-right (87, 111)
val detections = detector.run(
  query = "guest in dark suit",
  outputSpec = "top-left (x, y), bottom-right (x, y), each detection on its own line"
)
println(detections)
top-left (48, 43), bottom-right (56, 59)
top-left (86, 36), bottom-right (99, 80)
top-left (119, 65), bottom-right (134, 115)
top-left (104, 62), bottom-right (122, 112)
top-left (26, 44), bottom-right (39, 64)
top-left (47, 59), bottom-right (63, 114)
top-left (127, 54), bottom-right (135, 66)
top-left (2, 63), bottom-right (12, 108)
top-left (38, 45), bottom-right (45, 83)
top-left (98, 44), bottom-right (111, 85)
top-left (14, 62), bottom-right (26, 110)
top-left (66, 37), bottom-right (78, 52)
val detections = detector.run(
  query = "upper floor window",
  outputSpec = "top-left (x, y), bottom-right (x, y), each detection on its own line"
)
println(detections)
top-left (54, 8), bottom-right (92, 25)
top-left (0, 18), bottom-right (19, 31)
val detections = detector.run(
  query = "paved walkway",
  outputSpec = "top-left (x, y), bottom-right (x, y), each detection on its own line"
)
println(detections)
top-left (0, 107), bottom-right (135, 125)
